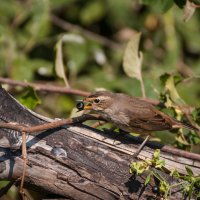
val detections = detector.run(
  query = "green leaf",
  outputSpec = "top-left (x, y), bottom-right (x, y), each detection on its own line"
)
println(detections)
top-left (80, 0), bottom-right (105, 25)
top-left (192, 107), bottom-right (200, 125)
top-left (188, 183), bottom-right (194, 199)
top-left (152, 149), bottom-right (165, 169)
top-left (63, 35), bottom-right (89, 76)
top-left (140, 0), bottom-right (173, 13)
top-left (165, 75), bottom-right (183, 104)
top-left (155, 159), bottom-right (165, 169)
top-left (185, 166), bottom-right (194, 176)
top-left (130, 161), bottom-right (149, 175)
top-left (11, 57), bottom-right (50, 81)
top-left (175, 133), bottom-right (190, 146)
top-left (25, 0), bottom-right (50, 41)
top-left (153, 149), bottom-right (160, 160)
top-left (170, 168), bottom-right (180, 178)
top-left (144, 174), bottom-right (151, 186)
top-left (159, 180), bottom-right (169, 195)
top-left (19, 87), bottom-right (41, 110)
top-left (160, 73), bottom-right (185, 105)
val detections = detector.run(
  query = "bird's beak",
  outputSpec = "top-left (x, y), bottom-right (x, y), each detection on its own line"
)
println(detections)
top-left (83, 97), bottom-right (96, 110)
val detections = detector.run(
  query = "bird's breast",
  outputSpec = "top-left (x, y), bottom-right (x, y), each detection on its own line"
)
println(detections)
top-left (102, 108), bottom-right (130, 126)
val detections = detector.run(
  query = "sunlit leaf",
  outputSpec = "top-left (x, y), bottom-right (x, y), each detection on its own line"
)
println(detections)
top-left (170, 168), bottom-right (180, 178)
top-left (54, 33), bottom-right (86, 87)
top-left (159, 181), bottom-right (169, 195)
top-left (123, 32), bottom-right (142, 80)
top-left (62, 33), bottom-right (85, 44)
top-left (130, 160), bottom-right (149, 175)
top-left (165, 75), bottom-right (184, 104)
top-left (160, 73), bottom-right (185, 105)
top-left (123, 32), bottom-right (145, 97)
top-left (144, 174), bottom-right (151, 186)
top-left (183, 0), bottom-right (196, 22)
top-left (153, 149), bottom-right (160, 160)
top-left (175, 132), bottom-right (190, 145)
top-left (54, 36), bottom-right (70, 88)
top-left (19, 87), bottom-right (41, 109)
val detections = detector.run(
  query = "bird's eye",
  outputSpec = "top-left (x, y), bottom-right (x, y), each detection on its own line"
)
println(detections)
top-left (94, 98), bottom-right (100, 103)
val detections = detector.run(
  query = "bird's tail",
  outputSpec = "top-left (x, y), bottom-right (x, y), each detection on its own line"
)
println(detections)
top-left (181, 122), bottom-right (199, 132)
top-left (173, 120), bottom-right (200, 134)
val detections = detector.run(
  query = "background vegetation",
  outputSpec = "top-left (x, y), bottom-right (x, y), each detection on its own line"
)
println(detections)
top-left (0, 0), bottom-right (200, 199)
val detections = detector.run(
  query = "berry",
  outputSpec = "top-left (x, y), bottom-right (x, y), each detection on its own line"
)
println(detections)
top-left (152, 186), bottom-right (159, 194)
top-left (76, 102), bottom-right (84, 111)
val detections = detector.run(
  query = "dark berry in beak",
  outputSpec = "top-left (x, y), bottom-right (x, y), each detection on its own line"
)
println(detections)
top-left (76, 102), bottom-right (85, 111)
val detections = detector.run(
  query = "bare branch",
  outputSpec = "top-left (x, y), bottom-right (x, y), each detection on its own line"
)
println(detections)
top-left (0, 77), bottom-right (90, 96)
top-left (50, 14), bottom-right (122, 51)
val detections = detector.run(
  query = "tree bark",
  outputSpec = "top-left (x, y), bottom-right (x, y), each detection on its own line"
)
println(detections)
top-left (0, 86), bottom-right (200, 199)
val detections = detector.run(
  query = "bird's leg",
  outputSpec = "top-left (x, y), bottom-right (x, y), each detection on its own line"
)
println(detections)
top-left (132, 135), bottom-right (150, 158)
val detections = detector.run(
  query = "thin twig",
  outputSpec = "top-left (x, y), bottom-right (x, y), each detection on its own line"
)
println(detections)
top-left (132, 135), bottom-right (150, 158)
top-left (50, 14), bottom-right (122, 51)
top-left (140, 77), bottom-right (146, 98)
top-left (0, 77), bottom-right (90, 97)
top-left (20, 131), bottom-right (27, 200)
top-left (0, 114), bottom-right (104, 133)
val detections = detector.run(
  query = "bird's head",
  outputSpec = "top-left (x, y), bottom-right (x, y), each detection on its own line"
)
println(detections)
top-left (82, 91), bottom-right (114, 112)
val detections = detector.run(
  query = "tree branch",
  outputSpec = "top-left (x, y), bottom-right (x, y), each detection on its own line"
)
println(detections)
top-left (50, 14), bottom-right (122, 51)
top-left (0, 77), bottom-right (90, 97)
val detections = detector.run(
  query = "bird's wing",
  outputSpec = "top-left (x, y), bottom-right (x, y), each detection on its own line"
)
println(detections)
top-left (123, 98), bottom-right (174, 131)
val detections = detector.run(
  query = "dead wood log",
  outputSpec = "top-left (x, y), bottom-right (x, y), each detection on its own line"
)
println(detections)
top-left (0, 86), bottom-right (200, 200)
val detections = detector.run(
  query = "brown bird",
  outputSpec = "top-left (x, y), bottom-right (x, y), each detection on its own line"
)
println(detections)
top-left (82, 91), bottom-right (199, 156)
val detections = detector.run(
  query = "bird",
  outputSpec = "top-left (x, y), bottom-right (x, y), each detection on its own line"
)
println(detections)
top-left (80, 91), bottom-right (199, 157)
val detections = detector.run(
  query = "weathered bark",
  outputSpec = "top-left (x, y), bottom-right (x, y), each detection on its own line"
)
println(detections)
top-left (0, 86), bottom-right (200, 199)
